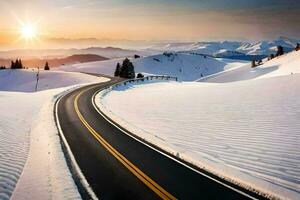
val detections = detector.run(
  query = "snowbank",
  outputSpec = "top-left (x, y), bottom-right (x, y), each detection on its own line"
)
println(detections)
top-left (59, 53), bottom-right (248, 81)
top-left (10, 89), bottom-right (82, 200)
top-left (0, 69), bottom-right (109, 199)
top-left (96, 51), bottom-right (300, 199)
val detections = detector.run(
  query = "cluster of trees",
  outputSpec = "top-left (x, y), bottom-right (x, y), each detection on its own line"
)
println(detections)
top-left (253, 44), bottom-right (286, 67)
top-left (11, 59), bottom-right (24, 69)
top-left (114, 58), bottom-right (135, 78)
top-left (8, 58), bottom-right (50, 70)
top-left (266, 43), bottom-right (299, 62)
top-left (267, 45), bottom-right (284, 61)
top-left (0, 66), bottom-right (6, 70)
top-left (251, 58), bottom-right (263, 68)
top-left (295, 43), bottom-right (300, 51)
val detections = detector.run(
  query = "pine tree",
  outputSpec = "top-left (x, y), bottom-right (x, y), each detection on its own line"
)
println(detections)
top-left (251, 60), bottom-right (256, 68)
top-left (127, 61), bottom-right (135, 79)
top-left (114, 63), bottom-right (121, 76)
top-left (11, 61), bottom-right (15, 69)
top-left (137, 73), bottom-right (144, 78)
top-left (44, 61), bottom-right (50, 70)
top-left (19, 59), bottom-right (23, 69)
top-left (15, 59), bottom-right (19, 69)
top-left (258, 60), bottom-right (262, 65)
top-left (12, 59), bottom-right (23, 69)
top-left (276, 46), bottom-right (284, 57)
top-left (19, 59), bottom-right (24, 69)
top-left (295, 43), bottom-right (300, 51)
top-left (120, 58), bottom-right (135, 79)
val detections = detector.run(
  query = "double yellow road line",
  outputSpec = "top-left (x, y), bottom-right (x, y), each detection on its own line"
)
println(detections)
top-left (74, 88), bottom-right (177, 200)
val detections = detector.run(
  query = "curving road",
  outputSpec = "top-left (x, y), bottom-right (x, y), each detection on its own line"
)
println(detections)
top-left (56, 76), bottom-right (267, 200)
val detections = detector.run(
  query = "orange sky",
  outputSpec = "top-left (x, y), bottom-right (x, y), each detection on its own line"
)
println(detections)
top-left (0, 0), bottom-right (299, 49)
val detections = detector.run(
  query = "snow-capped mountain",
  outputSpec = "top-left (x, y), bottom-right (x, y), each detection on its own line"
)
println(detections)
top-left (147, 37), bottom-right (299, 60)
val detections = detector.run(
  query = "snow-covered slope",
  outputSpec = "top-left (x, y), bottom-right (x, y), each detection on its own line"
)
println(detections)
top-left (96, 50), bottom-right (300, 199)
top-left (0, 70), bottom-right (108, 199)
top-left (0, 69), bottom-right (106, 92)
top-left (200, 50), bottom-right (300, 83)
top-left (59, 53), bottom-right (248, 81)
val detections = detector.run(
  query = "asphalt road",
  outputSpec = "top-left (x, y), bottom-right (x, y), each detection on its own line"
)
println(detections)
top-left (57, 77), bottom-right (267, 200)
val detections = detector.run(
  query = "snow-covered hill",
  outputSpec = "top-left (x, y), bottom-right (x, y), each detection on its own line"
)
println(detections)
top-left (97, 50), bottom-right (300, 199)
top-left (200, 50), bottom-right (300, 83)
top-left (59, 53), bottom-right (248, 81)
top-left (0, 69), bottom-right (106, 92)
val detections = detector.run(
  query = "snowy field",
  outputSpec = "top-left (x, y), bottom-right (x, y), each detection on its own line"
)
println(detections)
top-left (0, 69), bottom-right (103, 92)
top-left (59, 53), bottom-right (248, 81)
top-left (97, 51), bottom-right (300, 199)
top-left (0, 69), bottom-right (108, 200)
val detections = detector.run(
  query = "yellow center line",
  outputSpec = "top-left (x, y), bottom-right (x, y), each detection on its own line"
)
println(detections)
top-left (74, 88), bottom-right (177, 200)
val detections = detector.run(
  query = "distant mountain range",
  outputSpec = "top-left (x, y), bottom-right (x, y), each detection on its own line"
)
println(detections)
top-left (147, 36), bottom-right (300, 60)
top-left (0, 54), bottom-right (108, 68)
top-left (0, 46), bottom-right (152, 60)
top-left (1, 37), bottom-right (299, 65)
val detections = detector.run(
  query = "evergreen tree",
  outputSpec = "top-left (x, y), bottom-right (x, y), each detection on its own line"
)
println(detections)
top-left (257, 60), bottom-right (262, 65)
top-left (12, 59), bottom-right (23, 69)
top-left (276, 45), bottom-right (284, 57)
top-left (15, 59), bottom-right (19, 68)
top-left (44, 61), bottom-right (50, 70)
top-left (19, 59), bottom-right (23, 69)
top-left (120, 58), bottom-right (135, 79)
top-left (251, 60), bottom-right (256, 68)
top-left (11, 61), bottom-right (15, 69)
top-left (114, 63), bottom-right (121, 76)
top-left (295, 43), bottom-right (300, 51)
top-left (137, 73), bottom-right (144, 78)
top-left (127, 61), bottom-right (135, 79)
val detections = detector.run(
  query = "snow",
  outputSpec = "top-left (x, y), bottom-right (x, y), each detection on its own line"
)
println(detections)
top-left (59, 58), bottom-right (124, 77)
top-left (0, 69), bottom-right (105, 92)
top-left (147, 37), bottom-right (299, 59)
top-left (0, 69), bottom-right (108, 199)
top-left (59, 53), bottom-right (248, 81)
top-left (256, 51), bottom-right (300, 79)
top-left (199, 51), bottom-right (300, 83)
top-left (96, 51), bottom-right (300, 199)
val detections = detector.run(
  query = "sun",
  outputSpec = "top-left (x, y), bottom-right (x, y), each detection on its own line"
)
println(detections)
top-left (20, 23), bottom-right (37, 40)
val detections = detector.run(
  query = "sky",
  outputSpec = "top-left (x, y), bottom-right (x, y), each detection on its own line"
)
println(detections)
top-left (0, 0), bottom-right (299, 48)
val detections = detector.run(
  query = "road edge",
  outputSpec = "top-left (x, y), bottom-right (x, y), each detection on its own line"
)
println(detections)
top-left (54, 87), bottom-right (98, 200)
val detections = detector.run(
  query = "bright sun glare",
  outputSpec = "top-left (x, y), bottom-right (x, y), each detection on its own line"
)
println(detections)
top-left (20, 24), bottom-right (37, 40)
